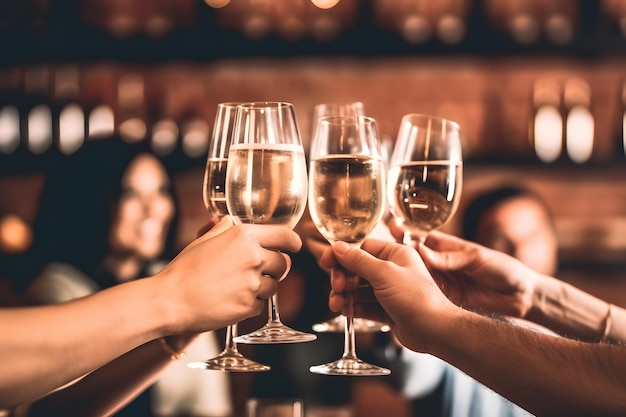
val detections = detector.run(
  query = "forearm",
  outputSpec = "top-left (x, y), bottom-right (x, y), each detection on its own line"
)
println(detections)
top-left (22, 336), bottom-right (194, 417)
top-left (428, 308), bottom-right (626, 417)
top-left (527, 275), bottom-right (626, 343)
top-left (0, 278), bottom-right (170, 408)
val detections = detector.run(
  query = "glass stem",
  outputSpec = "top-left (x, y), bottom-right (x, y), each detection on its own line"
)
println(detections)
top-left (267, 294), bottom-right (282, 324)
top-left (223, 324), bottom-right (239, 354)
top-left (341, 268), bottom-right (358, 360)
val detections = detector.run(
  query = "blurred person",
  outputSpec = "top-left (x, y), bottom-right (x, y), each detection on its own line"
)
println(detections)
top-left (321, 235), bottom-right (626, 417)
top-left (462, 185), bottom-right (558, 277)
top-left (21, 139), bottom-right (230, 417)
top-left (0, 216), bottom-right (301, 415)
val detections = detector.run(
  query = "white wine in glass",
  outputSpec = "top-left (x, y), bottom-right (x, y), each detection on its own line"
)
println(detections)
top-left (308, 115), bottom-right (390, 376)
top-left (308, 101), bottom-right (390, 334)
top-left (187, 102), bottom-right (271, 372)
top-left (227, 101), bottom-right (317, 344)
top-left (387, 113), bottom-right (463, 245)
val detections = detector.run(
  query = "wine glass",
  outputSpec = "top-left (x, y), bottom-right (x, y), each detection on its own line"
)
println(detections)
top-left (387, 113), bottom-right (463, 245)
top-left (308, 102), bottom-right (390, 334)
top-left (227, 101), bottom-right (317, 344)
top-left (308, 115), bottom-right (391, 376)
top-left (187, 102), bottom-right (270, 372)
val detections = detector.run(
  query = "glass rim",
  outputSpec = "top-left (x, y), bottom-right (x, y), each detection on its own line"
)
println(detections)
top-left (319, 115), bottom-right (376, 125)
top-left (237, 101), bottom-right (294, 109)
top-left (216, 102), bottom-right (242, 108)
top-left (400, 113), bottom-right (461, 130)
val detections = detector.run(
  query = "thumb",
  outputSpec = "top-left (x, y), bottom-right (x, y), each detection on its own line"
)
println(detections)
top-left (332, 241), bottom-right (386, 287)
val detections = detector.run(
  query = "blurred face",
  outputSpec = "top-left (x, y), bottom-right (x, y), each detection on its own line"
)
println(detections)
top-left (108, 153), bottom-right (175, 261)
top-left (474, 196), bottom-right (558, 275)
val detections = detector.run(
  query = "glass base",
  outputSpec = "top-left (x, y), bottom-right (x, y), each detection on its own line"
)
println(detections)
top-left (187, 351), bottom-right (270, 372)
top-left (312, 315), bottom-right (391, 333)
top-left (309, 357), bottom-right (391, 376)
top-left (234, 322), bottom-right (318, 344)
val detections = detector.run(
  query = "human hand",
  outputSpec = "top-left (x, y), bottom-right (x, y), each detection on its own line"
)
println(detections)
top-left (157, 217), bottom-right (302, 334)
top-left (320, 239), bottom-right (458, 353)
top-left (418, 231), bottom-right (540, 319)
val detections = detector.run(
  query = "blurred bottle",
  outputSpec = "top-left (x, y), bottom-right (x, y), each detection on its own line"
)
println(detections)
top-left (117, 72), bottom-right (148, 143)
top-left (52, 65), bottom-right (85, 155)
top-left (530, 78), bottom-right (563, 163)
top-left (21, 66), bottom-right (53, 154)
top-left (0, 68), bottom-right (23, 154)
top-left (563, 77), bottom-right (593, 163)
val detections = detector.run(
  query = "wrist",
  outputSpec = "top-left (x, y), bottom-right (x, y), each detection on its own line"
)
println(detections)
top-left (526, 274), bottom-right (609, 342)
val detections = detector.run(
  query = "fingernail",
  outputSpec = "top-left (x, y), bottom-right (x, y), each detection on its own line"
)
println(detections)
top-left (333, 241), bottom-right (350, 254)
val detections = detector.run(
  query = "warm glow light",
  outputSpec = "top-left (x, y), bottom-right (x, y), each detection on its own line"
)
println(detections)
top-left (545, 14), bottom-right (573, 45)
top-left (510, 14), bottom-right (540, 44)
top-left (566, 106), bottom-right (594, 163)
top-left (534, 105), bottom-right (562, 163)
top-left (152, 118), bottom-right (179, 156)
top-left (437, 14), bottom-right (465, 44)
top-left (119, 118), bottom-right (147, 143)
top-left (311, 0), bottom-right (340, 10)
top-left (243, 14), bottom-right (272, 40)
top-left (0, 214), bottom-right (32, 254)
top-left (88, 105), bottom-right (115, 139)
top-left (59, 104), bottom-right (85, 155)
top-left (0, 106), bottom-right (20, 154)
top-left (204, 0), bottom-right (231, 8)
top-left (402, 14), bottom-right (432, 44)
top-left (28, 104), bottom-right (52, 154)
top-left (182, 119), bottom-right (209, 158)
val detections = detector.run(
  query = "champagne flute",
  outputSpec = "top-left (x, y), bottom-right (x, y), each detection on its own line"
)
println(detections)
top-left (187, 102), bottom-right (270, 372)
top-left (227, 101), bottom-right (317, 344)
top-left (308, 102), bottom-right (390, 334)
top-left (308, 115), bottom-right (391, 376)
top-left (387, 113), bottom-right (463, 245)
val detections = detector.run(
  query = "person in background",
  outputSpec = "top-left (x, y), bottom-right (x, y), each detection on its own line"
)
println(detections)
top-left (462, 185), bottom-right (558, 277)
top-left (1, 216), bottom-right (301, 415)
top-left (321, 234), bottom-right (626, 417)
top-left (21, 139), bottom-right (230, 417)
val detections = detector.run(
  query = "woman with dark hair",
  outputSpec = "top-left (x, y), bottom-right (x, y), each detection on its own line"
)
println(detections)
top-left (23, 138), bottom-right (232, 417)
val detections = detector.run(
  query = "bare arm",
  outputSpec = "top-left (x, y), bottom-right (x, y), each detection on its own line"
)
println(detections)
top-left (323, 239), bottom-right (626, 417)
top-left (431, 308), bottom-right (626, 417)
top-left (19, 336), bottom-right (195, 417)
top-left (0, 220), bottom-right (301, 409)
top-left (527, 274), bottom-right (626, 344)
top-left (419, 231), bottom-right (626, 344)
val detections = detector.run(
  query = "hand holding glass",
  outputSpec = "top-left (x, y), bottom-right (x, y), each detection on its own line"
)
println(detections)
top-left (188, 102), bottom-right (271, 372)
top-left (308, 115), bottom-right (390, 376)
top-left (309, 102), bottom-right (389, 334)
top-left (227, 101), bottom-right (317, 344)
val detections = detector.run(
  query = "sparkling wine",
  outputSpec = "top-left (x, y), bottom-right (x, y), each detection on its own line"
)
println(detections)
top-left (226, 143), bottom-right (307, 228)
top-left (387, 161), bottom-right (462, 234)
top-left (309, 155), bottom-right (385, 245)
top-left (203, 157), bottom-right (228, 217)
